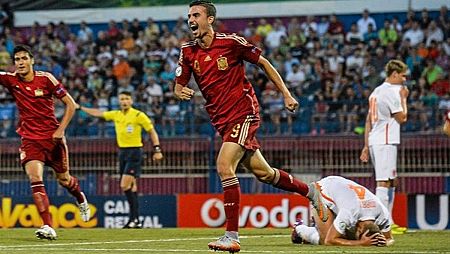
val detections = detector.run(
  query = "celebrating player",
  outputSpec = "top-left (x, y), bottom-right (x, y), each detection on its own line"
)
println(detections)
top-left (175, 1), bottom-right (327, 252)
top-left (0, 45), bottom-right (90, 240)
top-left (360, 60), bottom-right (409, 234)
top-left (292, 176), bottom-right (393, 246)
top-left (77, 91), bottom-right (163, 228)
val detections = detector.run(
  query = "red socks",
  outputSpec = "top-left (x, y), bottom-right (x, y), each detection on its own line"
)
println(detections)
top-left (273, 169), bottom-right (309, 196)
top-left (63, 176), bottom-right (84, 204)
top-left (222, 177), bottom-right (240, 232)
top-left (31, 181), bottom-right (52, 226)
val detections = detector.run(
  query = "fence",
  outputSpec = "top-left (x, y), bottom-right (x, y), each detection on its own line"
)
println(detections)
top-left (0, 134), bottom-right (449, 196)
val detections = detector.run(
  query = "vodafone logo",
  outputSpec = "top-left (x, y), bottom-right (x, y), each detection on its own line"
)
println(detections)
top-left (200, 198), bottom-right (308, 228)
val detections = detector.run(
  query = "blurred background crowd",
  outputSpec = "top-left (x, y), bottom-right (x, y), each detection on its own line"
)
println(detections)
top-left (0, 4), bottom-right (448, 138)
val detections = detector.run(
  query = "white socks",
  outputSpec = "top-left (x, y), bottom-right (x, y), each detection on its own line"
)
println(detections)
top-left (295, 224), bottom-right (319, 245)
top-left (376, 186), bottom-right (389, 209)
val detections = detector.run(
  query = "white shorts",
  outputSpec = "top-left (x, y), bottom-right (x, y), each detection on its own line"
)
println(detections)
top-left (369, 144), bottom-right (397, 181)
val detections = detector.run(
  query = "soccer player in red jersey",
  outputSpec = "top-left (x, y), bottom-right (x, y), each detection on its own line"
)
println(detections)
top-left (175, 1), bottom-right (327, 252)
top-left (0, 45), bottom-right (91, 240)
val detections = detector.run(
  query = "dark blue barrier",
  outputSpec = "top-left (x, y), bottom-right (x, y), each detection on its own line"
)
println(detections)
top-left (408, 194), bottom-right (450, 230)
top-left (0, 195), bottom-right (177, 228)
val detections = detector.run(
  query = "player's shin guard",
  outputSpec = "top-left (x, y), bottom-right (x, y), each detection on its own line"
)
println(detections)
top-left (222, 177), bottom-right (240, 232)
top-left (272, 169), bottom-right (309, 196)
top-left (31, 181), bottom-right (52, 226)
top-left (63, 176), bottom-right (85, 204)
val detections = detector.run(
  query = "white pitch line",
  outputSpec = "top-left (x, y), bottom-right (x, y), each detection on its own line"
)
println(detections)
top-left (0, 235), bottom-right (285, 249)
top-left (0, 235), bottom-right (443, 254)
top-left (0, 248), bottom-right (443, 254)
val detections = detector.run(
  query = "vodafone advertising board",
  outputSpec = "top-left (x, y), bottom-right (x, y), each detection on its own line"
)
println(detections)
top-left (178, 194), bottom-right (310, 228)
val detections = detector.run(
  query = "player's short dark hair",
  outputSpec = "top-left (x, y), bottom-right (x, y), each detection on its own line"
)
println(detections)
top-left (189, 0), bottom-right (216, 20)
top-left (119, 91), bottom-right (133, 97)
top-left (13, 44), bottom-right (34, 60)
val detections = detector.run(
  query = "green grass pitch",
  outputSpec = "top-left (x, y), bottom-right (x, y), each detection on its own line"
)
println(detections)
top-left (0, 228), bottom-right (449, 253)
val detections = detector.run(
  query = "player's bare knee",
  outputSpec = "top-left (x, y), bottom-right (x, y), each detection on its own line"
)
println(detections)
top-left (256, 171), bottom-right (274, 184)
top-left (216, 163), bottom-right (234, 179)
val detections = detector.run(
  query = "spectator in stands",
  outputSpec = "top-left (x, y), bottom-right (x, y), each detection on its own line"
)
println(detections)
top-left (286, 63), bottom-right (305, 92)
top-left (265, 19), bottom-right (287, 51)
top-left (77, 21), bottom-right (93, 44)
top-left (357, 9), bottom-right (377, 35)
top-left (419, 8), bottom-right (431, 30)
top-left (425, 21), bottom-right (444, 47)
top-left (144, 18), bottom-right (160, 42)
top-left (360, 60), bottom-right (409, 235)
top-left (317, 16), bottom-right (329, 37)
top-left (346, 23), bottom-right (363, 45)
top-left (311, 91), bottom-right (329, 135)
top-left (113, 51), bottom-right (132, 80)
top-left (129, 18), bottom-right (143, 39)
top-left (256, 18), bottom-right (272, 37)
top-left (390, 16), bottom-right (402, 35)
top-left (77, 91), bottom-right (163, 228)
top-left (403, 21), bottom-right (424, 47)
top-left (421, 58), bottom-right (444, 86)
top-left (327, 13), bottom-right (345, 44)
top-left (363, 23), bottom-right (378, 42)
top-left (378, 19), bottom-right (398, 46)
top-left (436, 6), bottom-right (448, 38)
top-left (301, 15), bottom-right (318, 38)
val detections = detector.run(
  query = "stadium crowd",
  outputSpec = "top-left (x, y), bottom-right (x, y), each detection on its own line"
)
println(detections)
top-left (0, 6), bottom-right (448, 137)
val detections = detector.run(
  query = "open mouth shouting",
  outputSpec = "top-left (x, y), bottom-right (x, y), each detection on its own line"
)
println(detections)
top-left (190, 23), bottom-right (199, 36)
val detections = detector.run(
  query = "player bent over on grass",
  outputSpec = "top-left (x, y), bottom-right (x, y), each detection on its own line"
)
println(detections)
top-left (175, 1), bottom-right (328, 253)
top-left (292, 176), bottom-right (394, 247)
top-left (0, 45), bottom-right (90, 240)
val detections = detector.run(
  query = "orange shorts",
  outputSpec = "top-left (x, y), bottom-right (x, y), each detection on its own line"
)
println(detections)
top-left (218, 116), bottom-right (260, 151)
top-left (19, 138), bottom-right (69, 173)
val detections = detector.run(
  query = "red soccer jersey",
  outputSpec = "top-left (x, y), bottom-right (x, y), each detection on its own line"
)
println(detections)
top-left (176, 32), bottom-right (262, 130)
top-left (0, 71), bottom-right (67, 139)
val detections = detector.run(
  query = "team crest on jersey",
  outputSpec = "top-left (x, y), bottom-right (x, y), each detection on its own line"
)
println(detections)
top-left (194, 60), bottom-right (201, 73)
top-left (34, 89), bottom-right (44, 96)
top-left (217, 56), bottom-right (228, 70)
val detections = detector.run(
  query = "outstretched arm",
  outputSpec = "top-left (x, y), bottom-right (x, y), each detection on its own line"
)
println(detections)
top-left (76, 104), bottom-right (105, 118)
top-left (257, 56), bottom-right (298, 112)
